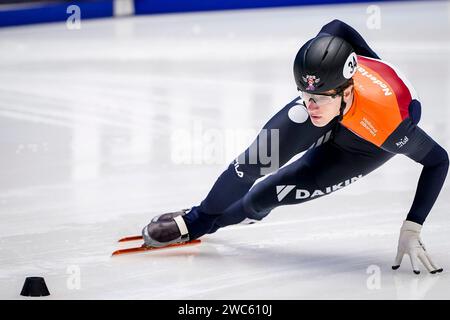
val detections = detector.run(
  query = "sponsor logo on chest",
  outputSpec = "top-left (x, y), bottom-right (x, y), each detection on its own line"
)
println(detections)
top-left (360, 117), bottom-right (378, 137)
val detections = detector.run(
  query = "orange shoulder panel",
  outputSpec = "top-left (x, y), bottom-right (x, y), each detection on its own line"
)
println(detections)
top-left (341, 56), bottom-right (412, 147)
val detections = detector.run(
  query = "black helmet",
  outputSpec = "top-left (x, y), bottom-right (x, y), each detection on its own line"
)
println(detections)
top-left (293, 35), bottom-right (357, 93)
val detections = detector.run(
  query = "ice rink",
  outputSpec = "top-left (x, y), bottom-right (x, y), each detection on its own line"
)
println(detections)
top-left (0, 0), bottom-right (449, 299)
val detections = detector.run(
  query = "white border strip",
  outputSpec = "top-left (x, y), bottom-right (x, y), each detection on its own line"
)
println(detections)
top-left (113, 0), bottom-right (134, 16)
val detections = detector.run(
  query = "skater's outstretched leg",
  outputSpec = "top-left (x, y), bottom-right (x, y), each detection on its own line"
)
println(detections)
top-left (141, 97), bottom-right (333, 247)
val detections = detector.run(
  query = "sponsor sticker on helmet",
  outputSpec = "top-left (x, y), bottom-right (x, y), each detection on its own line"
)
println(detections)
top-left (302, 74), bottom-right (320, 91)
top-left (343, 52), bottom-right (358, 79)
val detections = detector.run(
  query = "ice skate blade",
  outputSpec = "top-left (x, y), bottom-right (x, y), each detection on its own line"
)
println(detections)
top-left (112, 239), bottom-right (201, 256)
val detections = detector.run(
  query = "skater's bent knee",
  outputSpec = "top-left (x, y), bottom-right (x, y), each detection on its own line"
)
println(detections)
top-left (242, 193), bottom-right (272, 221)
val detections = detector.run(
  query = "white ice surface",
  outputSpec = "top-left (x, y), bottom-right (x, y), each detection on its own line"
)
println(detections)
top-left (0, 1), bottom-right (449, 299)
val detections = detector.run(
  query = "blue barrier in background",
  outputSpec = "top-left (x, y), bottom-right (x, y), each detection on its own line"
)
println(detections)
top-left (134, 0), bottom-right (387, 15)
top-left (0, 0), bottom-right (113, 27)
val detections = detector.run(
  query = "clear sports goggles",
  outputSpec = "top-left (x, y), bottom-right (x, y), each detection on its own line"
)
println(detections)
top-left (301, 91), bottom-right (340, 107)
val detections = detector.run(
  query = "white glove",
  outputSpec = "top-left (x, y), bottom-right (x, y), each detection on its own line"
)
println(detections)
top-left (392, 220), bottom-right (443, 274)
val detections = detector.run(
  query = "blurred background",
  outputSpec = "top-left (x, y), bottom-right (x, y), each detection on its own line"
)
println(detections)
top-left (0, 0), bottom-right (449, 299)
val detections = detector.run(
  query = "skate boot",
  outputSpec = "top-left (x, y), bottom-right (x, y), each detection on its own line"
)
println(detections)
top-left (142, 209), bottom-right (190, 247)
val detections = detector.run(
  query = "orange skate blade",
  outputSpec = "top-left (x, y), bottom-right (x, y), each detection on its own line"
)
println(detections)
top-left (112, 239), bottom-right (201, 256)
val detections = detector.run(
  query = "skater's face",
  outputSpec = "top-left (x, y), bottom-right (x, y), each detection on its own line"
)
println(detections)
top-left (303, 85), bottom-right (354, 127)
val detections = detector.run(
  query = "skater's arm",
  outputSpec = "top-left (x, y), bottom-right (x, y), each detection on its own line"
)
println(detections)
top-left (318, 19), bottom-right (380, 59)
top-left (388, 126), bottom-right (447, 274)
top-left (382, 118), bottom-right (449, 225)
top-left (407, 143), bottom-right (449, 224)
